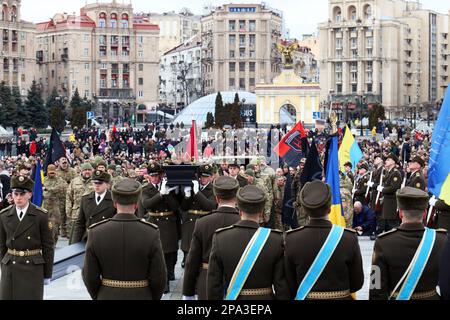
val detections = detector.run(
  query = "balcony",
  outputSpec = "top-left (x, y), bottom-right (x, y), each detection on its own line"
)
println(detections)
top-left (97, 88), bottom-right (134, 99)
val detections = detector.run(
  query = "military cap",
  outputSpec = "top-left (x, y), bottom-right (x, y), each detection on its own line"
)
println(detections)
top-left (97, 161), bottom-right (107, 168)
top-left (244, 169), bottom-right (255, 178)
top-left (11, 175), bottom-right (34, 193)
top-left (147, 163), bottom-right (163, 175)
top-left (92, 170), bottom-right (111, 184)
top-left (374, 153), bottom-right (383, 160)
top-left (246, 164), bottom-right (256, 171)
top-left (396, 187), bottom-right (429, 211)
top-left (107, 164), bottom-right (116, 171)
top-left (17, 164), bottom-right (29, 171)
top-left (81, 163), bottom-right (94, 171)
top-left (199, 164), bottom-right (214, 177)
top-left (410, 156), bottom-right (425, 168)
top-left (228, 160), bottom-right (240, 168)
top-left (213, 176), bottom-right (239, 200)
top-left (237, 185), bottom-right (267, 215)
top-left (386, 153), bottom-right (399, 164)
top-left (344, 162), bottom-right (353, 168)
top-left (47, 164), bottom-right (57, 174)
top-left (300, 180), bottom-right (332, 217)
top-left (258, 156), bottom-right (267, 164)
top-left (249, 158), bottom-right (260, 166)
top-left (359, 163), bottom-right (369, 171)
top-left (112, 179), bottom-right (142, 205)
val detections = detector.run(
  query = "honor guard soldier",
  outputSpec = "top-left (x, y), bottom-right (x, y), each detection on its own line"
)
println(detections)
top-left (228, 161), bottom-right (248, 188)
top-left (353, 163), bottom-right (370, 205)
top-left (284, 181), bottom-right (364, 300)
top-left (182, 176), bottom-right (240, 300)
top-left (376, 153), bottom-right (403, 233)
top-left (368, 154), bottom-right (384, 240)
top-left (71, 171), bottom-right (116, 244)
top-left (369, 187), bottom-right (447, 300)
top-left (138, 163), bottom-right (179, 293)
top-left (430, 197), bottom-right (450, 231)
top-left (180, 164), bottom-right (217, 268)
top-left (406, 156), bottom-right (426, 191)
top-left (439, 234), bottom-right (450, 300)
top-left (0, 176), bottom-right (54, 300)
top-left (206, 185), bottom-right (289, 300)
top-left (83, 179), bottom-right (167, 300)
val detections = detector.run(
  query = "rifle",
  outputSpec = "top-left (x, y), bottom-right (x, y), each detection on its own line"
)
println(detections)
top-left (375, 169), bottom-right (384, 206)
top-left (426, 196), bottom-right (436, 226)
top-left (351, 177), bottom-right (357, 201)
top-left (365, 171), bottom-right (373, 198)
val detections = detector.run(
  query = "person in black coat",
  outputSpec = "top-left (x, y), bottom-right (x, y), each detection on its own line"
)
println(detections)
top-left (439, 235), bottom-right (450, 300)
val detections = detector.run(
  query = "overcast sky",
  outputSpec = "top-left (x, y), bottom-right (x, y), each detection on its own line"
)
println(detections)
top-left (21, 0), bottom-right (450, 37)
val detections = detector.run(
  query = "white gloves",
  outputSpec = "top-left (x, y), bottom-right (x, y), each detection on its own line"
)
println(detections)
top-left (352, 188), bottom-right (357, 194)
top-left (160, 179), bottom-right (178, 195)
top-left (182, 295), bottom-right (196, 300)
top-left (367, 181), bottom-right (374, 188)
top-left (192, 180), bottom-right (200, 195)
top-left (429, 197), bottom-right (438, 207)
top-left (377, 186), bottom-right (384, 193)
top-left (44, 279), bottom-right (51, 286)
top-left (184, 186), bottom-right (192, 198)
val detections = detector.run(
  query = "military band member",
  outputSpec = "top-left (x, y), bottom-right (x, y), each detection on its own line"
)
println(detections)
top-left (138, 163), bottom-right (179, 293)
top-left (0, 176), bottom-right (54, 300)
top-left (82, 179), bottom-right (166, 300)
top-left (284, 181), bottom-right (364, 300)
top-left (406, 156), bottom-right (426, 191)
top-left (377, 153), bottom-right (403, 233)
top-left (369, 187), bottom-right (447, 300)
top-left (182, 176), bottom-right (240, 300)
top-left (71, 171), bottom-right (116, 244)
top-left (180, 164), bottom-right (217, 268)
top-left (207, 185), bottom-right (289, 300)
top-left (353, 163), bottom-right (370, 205)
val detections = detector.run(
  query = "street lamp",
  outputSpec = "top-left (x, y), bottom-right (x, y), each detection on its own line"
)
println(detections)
top-left (359, 96), bottom-right (366, 137)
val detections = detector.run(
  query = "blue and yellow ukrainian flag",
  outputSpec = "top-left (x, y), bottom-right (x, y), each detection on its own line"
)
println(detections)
top-left (32, 161), bottom-right (44, 207)
top-left (429, 87), bottom-right (450, 205)
top-left (338, 126), bottom-right (364, 173)
top-left (326, 136), bottom-right (346, 227)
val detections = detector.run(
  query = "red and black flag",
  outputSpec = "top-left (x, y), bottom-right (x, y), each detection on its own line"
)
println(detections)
top-left (273, 121), bottom-right (308, 168)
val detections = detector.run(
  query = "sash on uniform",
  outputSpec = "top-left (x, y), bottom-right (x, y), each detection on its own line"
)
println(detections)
top-left (225, 228), bottom-right (272, 300)
top-left (295, 225), bottom-right (345, 300)
top-left (390, 228), bottom-right (437, 300)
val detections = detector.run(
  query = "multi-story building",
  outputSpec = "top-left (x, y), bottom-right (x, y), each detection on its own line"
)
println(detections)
top-left (35, 0), bottom-right (160, 124)
top-left (147, 9), bottom-right (201, 57)
top-left (160, 35), bottom-right (202, 108)
top-left (319, 0), bottom-right (449, 120)
top-left (291, 43), bottom-right (319, 83)
top-left (201, 3), bottom-right (283, 95)
top-left (1, 0), bottom-right (37, 97)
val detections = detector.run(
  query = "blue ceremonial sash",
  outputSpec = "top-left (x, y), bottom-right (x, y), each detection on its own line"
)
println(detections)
top-left (225, 228), bottom-right (272, 300)
top-left (396, 228), bottom-right (437, 300)
top-left (295, 225), bottom-right (345, 300)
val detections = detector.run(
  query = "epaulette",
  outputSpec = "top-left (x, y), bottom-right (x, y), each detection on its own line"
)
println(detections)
top-left (88, 219), bottom-right (110, 230)
top-left (34, 205), bottom-right (48, 214)
top-left (378, 228), bottom-right (398, 238)
top-left (271, 228), bottom-right (283, 234)
top-left (286, 226), bottom-right (306, 235)
top-left (0, 205), bottom-right (12, 215)
top-left (215, 225), bottom-right (234, 234)
top-left (436, 229), bottom-right (448, 234)
top-left (139, 219), bottom-right (158, 229)
top-left (345, 228), bottom-right (357, 234)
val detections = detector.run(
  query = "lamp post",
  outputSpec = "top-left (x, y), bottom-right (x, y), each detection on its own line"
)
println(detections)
top-left (359, 95), bottom-right (365, 137)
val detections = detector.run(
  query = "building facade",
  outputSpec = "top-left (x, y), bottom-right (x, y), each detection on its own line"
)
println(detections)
top-left (1, 0), bottom-right (37, 97)
top-left (35, 1), bottom-right (160, 124)
top-left (160, 36), bottom-right (202, 108)
top-left (319, 0), bottom-right (449, 120)
top-left (201, 3), bottom-right (283, 95)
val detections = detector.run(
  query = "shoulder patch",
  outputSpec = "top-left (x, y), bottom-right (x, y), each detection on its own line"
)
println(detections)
top-left (436, 228), bottom-right (448, 234)
top-left (215, 225), bottom-right (234, 234)
top-left (286, 226), bottom-right (306, 235)
top-left (378, 228), bottom-right (398, 238)
top-left (139, 219), bottom-right (159, 229)
top-left (0, 205), bottom-right (13, 215)
top-left (88, 219), bottom-right (110, 230)
top-left (345, 228), bottom-right (357, 234)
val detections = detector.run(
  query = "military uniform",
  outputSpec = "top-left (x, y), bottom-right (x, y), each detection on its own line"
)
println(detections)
top-left (55, 167), bottom-right (77, 184)
top-left (370, 188), bottom-right (447, 300)
top-left (406, 171), bottom-right (426, 191)
top-left (82, 179), bottom-right (166, 300)
top-left (439, 235), bottom-right (450, 300)
top-left (66, 173), bottom-right (94, 237)
top-left (434, 199), bottom-right (450, 232)
top-left (340, 172), bottom-right (354, 229)
top-left (273, 183), bottom-right (285, 231)
top-left (353, 172), bottom-right (370, 205)
top-left (42, 166), bottom-right (67, 244)
top-left (182, 176), bottom-right (240, 300)
top-left (284, 181), bottom-right (364, 300)
top-left (0, 176), bottom-right (55, 300)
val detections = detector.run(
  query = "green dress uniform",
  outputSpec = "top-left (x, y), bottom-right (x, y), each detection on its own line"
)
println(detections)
top-left (435, 199), bottom-right (450, 231)
top-left (406, 170), bottom-right (426, 191)
top-left (380, 163), bottom-right (403, 231)
top-left (354, 172), bottom-right (370, 205)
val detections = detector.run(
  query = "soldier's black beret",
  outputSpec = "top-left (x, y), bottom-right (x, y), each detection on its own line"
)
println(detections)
top-left (386, 153), bottom-right (399, 165)
top-left (410, 156), bottom-right (425, 168)
top-left (300, 180), bottom-right (332, 217)
top-left (92, 170), bottom-right (111, 183)
top-left (213, 176), bottom-right (239, 200)
top-left (396, 187), bottom-right (429, 211)
top-left (147, 163), bottom-right (163, 175)
top-left (237, 185), bottom-right (267, 215)
top-left (112, 179), bottom-right (142, 205)
top-left (11, 175), bottom-right (34, 193)
top-left (199, 164), bottom-right (214, 177)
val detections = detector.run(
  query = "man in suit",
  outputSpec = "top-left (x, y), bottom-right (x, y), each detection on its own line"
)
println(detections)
top-left (182, 176), bottom-right (240, 300)
top-left (71, 170), bottom-right (116, 244)
top-left (83, 179), bottom-right (166, 300)
top-left (180, 164), bottom-right (217, 268)
top-left (284, 180), bottom-right (364, 300)
top-left (0, 176), bottom-right (54, 300)
top-left (207, 185), bottom-right (289, 300)
top-left (370, 187), bottom-right (447, 300)
top-left (138, 163), bottom-right (179, 293)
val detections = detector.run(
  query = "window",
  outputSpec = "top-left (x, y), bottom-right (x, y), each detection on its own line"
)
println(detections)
top-left (239, 35), bottom-right (246, 46)
top-left (84, 34), bottom-right (90, 42)
top-left (240, 48), bottom-right (246, 58)
top-left (229, 35), bottom-right (236, 46)
top-left (239, 78), bottom-right (245, 89)
top-left (249, 50), bottom-right (255, 58)
top-left (85, 76), bottom-right (90, 85)
top-left (239, 20), bottom-right (246, 31)
top-left (85, 90), bottom-right (90, 97)
top-left (138, 78), bottom-right (144, 85)
top-left (99, 13), bottom-right (106, 28)
top-left (84, 48), bottom-right (89, 57)
top-left (229, 78), bottom-right (235, 87)
top-left (229, 62), bottom-right (236, 72)
top-left (85, 63), bottom-right (90, 70)
top-left (100, 79), bottom-right (106, 88)
top-left (121, 13), bottom-right (129, 28)
top-left (367, 49), bottom-right (373, 58)
top-left (249, 78), bottom-right (255, 86)
top-left (138, 36), bottom-right (144, 44)
top-left (110, 13), bottom-right (117, 28)
top-left (239, 62), bottom-right (245, 72)
top-left (352, 84), bottom-right (357, 93)
top-left (249, 34), bottom-right (256, 46)
top-left (249, 20), bottom-right (256, 32)
top-left (138, 51), bottom-right (143, 58)
top-left (229, 50), bottom-right (235, 58)
top-left (99, 35), bottom-right (106, 45)
top-left (229, 20), bottom-right (236, 31)
top-left (336, 38), bottom-right (343, 49)
top-left (249, 62), bottom-right (256, 72)
top-left (367, 37), bottom-right (373, 48)
top-left (139, 64), bottom-right (144, 71)
top-left (138, 91), bottom-right (144, 98)
top-left (337, 84), bottom-right (342, 93)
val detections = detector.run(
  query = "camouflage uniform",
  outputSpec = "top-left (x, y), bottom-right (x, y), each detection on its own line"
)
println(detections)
top-left (42, 176), bottom-right (67, 244)
top-left (65, 176), bottom-right (94, 238)
top-left (55, 167), bottom-right (76, 236)
top-left (254, 173), bottom-right (273, 226)
top-left (340, 172), bottom-right (354, 228)
top-left (273, 184), bottom-right (285, 231)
